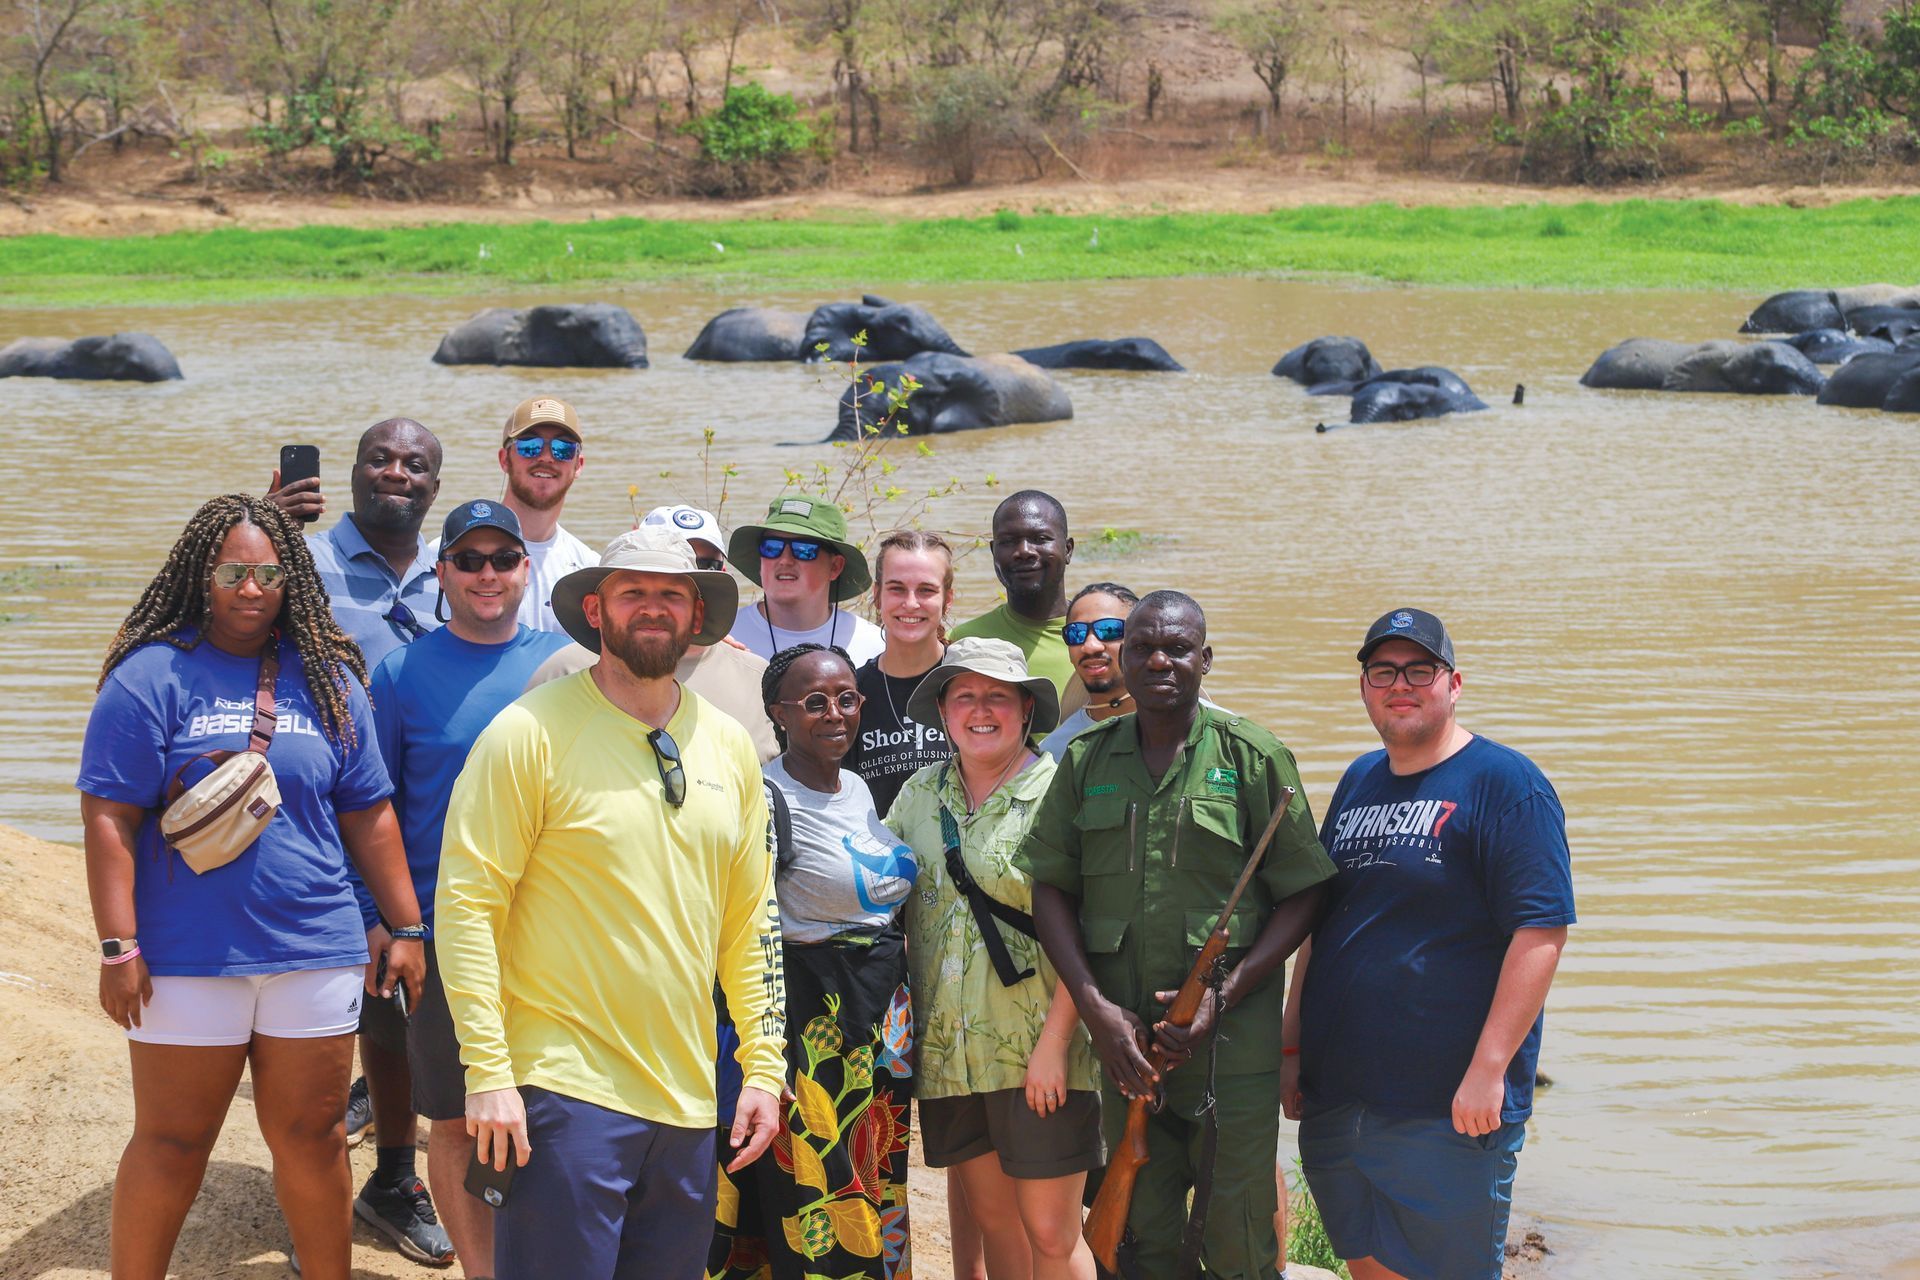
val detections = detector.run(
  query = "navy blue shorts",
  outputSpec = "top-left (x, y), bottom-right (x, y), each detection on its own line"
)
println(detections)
top-left (1298, 1101), bottom-right (1525, 1280)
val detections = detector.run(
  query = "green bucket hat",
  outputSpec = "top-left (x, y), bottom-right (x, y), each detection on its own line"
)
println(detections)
top-left (727, 495), bottom-right (872, 602)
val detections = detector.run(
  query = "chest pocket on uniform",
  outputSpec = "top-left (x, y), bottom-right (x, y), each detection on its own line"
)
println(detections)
top-left (1073, 795), bottom-right (1133, 878)
top-left (1177, 794), bottom-right (1245, 875)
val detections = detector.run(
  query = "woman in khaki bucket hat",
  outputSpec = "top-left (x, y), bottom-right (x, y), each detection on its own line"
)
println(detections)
top-left (886, 637), bottom-right (1105, 1277)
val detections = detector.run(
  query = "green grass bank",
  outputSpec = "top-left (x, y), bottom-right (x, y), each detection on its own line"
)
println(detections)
top-left (4, 198), bottom-right (1918, 306)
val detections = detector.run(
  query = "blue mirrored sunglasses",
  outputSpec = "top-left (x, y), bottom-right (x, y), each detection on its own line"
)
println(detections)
top-left (759, 536), bottom-right (823, 562)
top-left (1063, 617), bottom-right (1126, 646)
top-left (512, 435), bottom-right (580, 462)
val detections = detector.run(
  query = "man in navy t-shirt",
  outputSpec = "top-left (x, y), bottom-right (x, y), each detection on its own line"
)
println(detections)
top-left (352, 499), bottom-right (569, 1273)
top-left (1283, 609), bottom-right (1574, 1280)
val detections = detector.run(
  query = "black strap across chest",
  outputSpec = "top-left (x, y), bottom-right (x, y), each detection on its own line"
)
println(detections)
top-left (937, 764), bottom-right (1037, 987)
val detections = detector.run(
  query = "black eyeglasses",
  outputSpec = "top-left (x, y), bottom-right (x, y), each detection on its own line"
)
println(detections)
top-left (512, 435), bottom-right (581, 462)
top-left (387, 600), bottom-right (430, 639)
top-left (442, 549), bottom-right (527, 573)
top-left (1063, 617), bottom-right (1125, 647)
top-left (1363, 660), bottom-right (1450, 689)
top-left (758, 537), bottom-right (823, 562)
top-left (777, 690), bottom-right (864, 716)
top-left (648, 726), bottom-right (687, 808)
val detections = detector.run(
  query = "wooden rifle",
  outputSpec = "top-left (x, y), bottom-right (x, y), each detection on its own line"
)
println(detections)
top-left (1082, 787), bottom-right (1296, 1275)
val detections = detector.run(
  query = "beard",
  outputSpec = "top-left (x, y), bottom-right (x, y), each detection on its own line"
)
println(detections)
top-left (507, 469), bottom-right (567, 513)
top-left (602, 613), bottom-right (693, 679)
top-left (357, 490), bottom-right (432, 533)
top-left (1082, 671), bottom-right (1121, 695)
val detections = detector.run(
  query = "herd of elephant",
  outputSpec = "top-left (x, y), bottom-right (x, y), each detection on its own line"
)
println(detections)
top-left (9, 282), bottom-right (1920, 430)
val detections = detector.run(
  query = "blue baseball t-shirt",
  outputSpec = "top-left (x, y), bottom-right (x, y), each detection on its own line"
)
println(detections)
top-left (358, 624), bottom-right (571, 929)
top-left (1300, 735), bottom-right (1575, 1123)
top-left (76, 634), bottom-right (391, 977)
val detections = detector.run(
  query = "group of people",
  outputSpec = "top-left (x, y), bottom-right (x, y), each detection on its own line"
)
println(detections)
top-left (77, 394), bottom-right (1575, 1280)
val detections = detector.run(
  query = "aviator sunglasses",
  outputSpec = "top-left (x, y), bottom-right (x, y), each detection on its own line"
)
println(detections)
top-left (758, 537), bottom-right (824, 562)
top-left (212, 561), bottom-right (286, 591)
top-left (441, 548), bottom-right (527, 573)
top-left (511, 435), bottom-right (581, 462)
top-left (1063, 617), bottom-right (1126, 647)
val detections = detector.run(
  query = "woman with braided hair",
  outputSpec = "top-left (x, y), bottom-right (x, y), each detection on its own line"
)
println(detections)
top-left (708, 642), bottom-right (919, 1280)
top-left (77, 493), bottom-right (427, 1280)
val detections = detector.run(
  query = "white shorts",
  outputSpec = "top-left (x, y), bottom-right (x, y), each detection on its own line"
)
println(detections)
top-left (126, 965), bottom-right (366, 1046)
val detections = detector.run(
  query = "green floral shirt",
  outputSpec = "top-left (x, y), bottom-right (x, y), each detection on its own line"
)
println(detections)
top-left (888, 754), bottom-right (1100, 1100)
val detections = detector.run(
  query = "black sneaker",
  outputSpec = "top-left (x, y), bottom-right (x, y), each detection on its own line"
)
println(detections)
top-left (354, 1173), bottom-right (456, 1267)
top-left (344, 1076), bottom-right (373, 1149)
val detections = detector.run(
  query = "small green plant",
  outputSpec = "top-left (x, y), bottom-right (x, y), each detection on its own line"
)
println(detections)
top-left (994, 208), bottom-right (1024, 231)
top-left (1285, 1162), bottom-right (1350, 1277)
top-left (684, 83), bottom-right (826, 166)
top-left (1078, 527), bottom-right (1166, 560)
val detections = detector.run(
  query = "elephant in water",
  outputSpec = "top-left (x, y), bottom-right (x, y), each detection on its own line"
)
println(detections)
top-left (1580, 339), bottom-right (1824, 394)
top-left (1740, 285), bottom-right (1920, 335)
top-left (1841, 305), bottom-right (1920, 343)
top-left (432, 304), bottom-right (649, 367)
top-left (803, 295), bottom-right (969, 363)
top-left (683, 308), bottom-right (810, 361)
top-left (1785, 329), bottom-right (1895, 365)
top-left (0, 333), bottom-right (182, 381)
top-left (1011, 338), bottom-right (1185, 371)
top-left (827, 353), bottom-right (1071, 440)
top-left (1340, 368), bottom-right (1488, 423)
top-left (1273, 336), bottom-right (1382, 386)
top-left (1815, 352), bottom-right (1920, 408)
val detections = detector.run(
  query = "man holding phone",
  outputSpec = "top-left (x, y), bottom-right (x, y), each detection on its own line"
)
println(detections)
top-left (270, 417), bottom-right (450, 1263)
top-left (358, 500), bottom-right (570, 1275)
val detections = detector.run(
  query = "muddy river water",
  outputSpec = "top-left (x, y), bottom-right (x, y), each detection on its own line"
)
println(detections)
top-left (2, 277), bottom-right (1916, 1277)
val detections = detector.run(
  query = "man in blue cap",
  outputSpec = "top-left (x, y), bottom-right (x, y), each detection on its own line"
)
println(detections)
top-left (352, 500), bottom-right (571, 1274)
top-left (1282, 608), bottom-right (1575, 1280)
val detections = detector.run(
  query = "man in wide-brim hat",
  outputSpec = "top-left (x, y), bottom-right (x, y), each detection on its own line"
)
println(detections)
top-left (725, 494), bottom-right (885, 664)
top-left (434, 524), bottom-right (787, 1280)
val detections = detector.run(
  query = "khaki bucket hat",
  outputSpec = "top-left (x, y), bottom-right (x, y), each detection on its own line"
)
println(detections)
top-left (906, 636), bottom-right (1061, 739)
top-left (551, 525), bottom-right (740, 652)
top-left (726, 495), bottom-right (871, 602)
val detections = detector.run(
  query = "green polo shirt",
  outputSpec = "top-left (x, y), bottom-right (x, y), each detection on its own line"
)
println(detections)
top-left (1017, 705), bottom-right (1336, 1076)
top-left (948, 603), bottom-right (1074, 697)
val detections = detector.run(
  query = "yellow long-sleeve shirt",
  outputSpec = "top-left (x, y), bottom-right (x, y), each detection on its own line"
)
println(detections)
top-left (436, 670), bottom-right (786, 1128)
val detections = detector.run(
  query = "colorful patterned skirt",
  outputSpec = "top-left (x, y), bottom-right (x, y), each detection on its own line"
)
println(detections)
top-left (709, 924), bottom-right (914, 1280)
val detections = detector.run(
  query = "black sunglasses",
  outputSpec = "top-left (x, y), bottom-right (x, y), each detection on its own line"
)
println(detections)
top-left (648, 726), bottom-right (687, 808)
top-left (442, 549), bottom-right (527, 574)
top-left (386, 600), bottom-right (430, 639)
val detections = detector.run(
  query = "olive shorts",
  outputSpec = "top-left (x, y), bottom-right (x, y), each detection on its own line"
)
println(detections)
top-left (918, 1088), bottom-right (1106, 1179)
top-left (1102, 1068), bottom-right (1282, 1280)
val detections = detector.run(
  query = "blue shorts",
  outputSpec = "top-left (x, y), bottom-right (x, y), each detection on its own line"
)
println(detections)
top-left (1297, 1101), bottom-right (1525, 1280)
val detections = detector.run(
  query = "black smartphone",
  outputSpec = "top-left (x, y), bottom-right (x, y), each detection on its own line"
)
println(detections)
top-left (373, 954), bottom-right (410, 1021)
top-left (465, 1142), bottom-right (518, 1208)
top-left (278, 444), bottom-right (321, 523)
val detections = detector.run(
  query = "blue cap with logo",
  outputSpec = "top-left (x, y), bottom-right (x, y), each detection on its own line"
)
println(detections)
top-left (1357, 608), bottom-right (1455, 666)
top-left (440, 499), bottom-right (525, 550)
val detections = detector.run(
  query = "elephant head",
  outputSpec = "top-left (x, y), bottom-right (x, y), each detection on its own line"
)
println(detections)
top-left (803, 298), bottom-right (970, 363)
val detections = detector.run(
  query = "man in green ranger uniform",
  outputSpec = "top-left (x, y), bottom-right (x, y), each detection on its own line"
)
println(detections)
top-left (1020, 590), bottom-right (1336, 1279)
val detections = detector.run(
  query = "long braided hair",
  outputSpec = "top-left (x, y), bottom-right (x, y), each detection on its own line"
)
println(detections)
top-left (100, 494), bottom-right (368, 745)
top-left (761, 642), bottom-right (854, 752)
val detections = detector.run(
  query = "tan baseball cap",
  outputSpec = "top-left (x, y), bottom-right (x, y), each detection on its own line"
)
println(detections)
top-left (502, 395), bottom-right (582, 443)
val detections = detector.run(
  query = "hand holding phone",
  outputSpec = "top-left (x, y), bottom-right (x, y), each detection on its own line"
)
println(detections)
top-left (272, 445), bottom-right (324, 524)
top-left (465, 1141), bottom-right (517, 1207)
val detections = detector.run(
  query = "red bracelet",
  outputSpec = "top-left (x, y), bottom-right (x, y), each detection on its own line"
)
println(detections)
top-left (102, 945), bottom-right (141, 967)
top-left (1281, 1046), bottom-right (1300, 1057)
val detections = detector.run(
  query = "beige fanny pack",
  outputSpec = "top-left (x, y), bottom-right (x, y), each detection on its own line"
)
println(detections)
top-left (159, 649), bottom-right (282, 875)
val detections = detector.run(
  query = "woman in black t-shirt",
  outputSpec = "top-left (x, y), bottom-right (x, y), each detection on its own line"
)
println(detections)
top-left (847, 530), bottom-right (955, 819)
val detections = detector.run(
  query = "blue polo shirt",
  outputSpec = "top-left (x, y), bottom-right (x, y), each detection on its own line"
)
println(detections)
top-left (307, 513), bottom-right (440, 669)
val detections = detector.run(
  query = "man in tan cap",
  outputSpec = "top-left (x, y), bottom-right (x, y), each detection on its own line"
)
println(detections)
top-left (496, 395), bottom-right (597, 633)
top-left (437, 524), bottom-right (786, 1280)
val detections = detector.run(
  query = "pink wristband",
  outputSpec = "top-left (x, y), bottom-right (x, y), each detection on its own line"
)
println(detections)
top-left (101, 945), bottom-right (141, 966)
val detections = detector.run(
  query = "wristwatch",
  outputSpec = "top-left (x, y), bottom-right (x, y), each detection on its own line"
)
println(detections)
top-left (100, 937), bottom-right (138, 959)
top-left (388, 923), bottom-right (431, 942)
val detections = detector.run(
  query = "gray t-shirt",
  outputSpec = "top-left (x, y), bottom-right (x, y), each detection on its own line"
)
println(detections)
top-left (765, 758), bottom-right (919, 944)
top-left (1039, 706), bottom-right (1099, 761)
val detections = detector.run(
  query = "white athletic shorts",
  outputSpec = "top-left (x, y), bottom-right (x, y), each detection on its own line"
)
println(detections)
top-left (125, 965), bottom-right (366, 1046)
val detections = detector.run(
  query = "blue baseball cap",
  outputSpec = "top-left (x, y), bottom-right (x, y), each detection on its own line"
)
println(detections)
top-left (1358, 608), bottom-right (1455, 666)
top-left (439, 499), bottom-right (524, 551)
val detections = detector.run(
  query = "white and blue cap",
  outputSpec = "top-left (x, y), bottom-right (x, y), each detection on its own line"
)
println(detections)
top-left (1358, 608), bottom-right (1455, 666)
top-left (440, 499), bottom-right (525, 551)
top-left (643, 504), bottom-right (725, 555)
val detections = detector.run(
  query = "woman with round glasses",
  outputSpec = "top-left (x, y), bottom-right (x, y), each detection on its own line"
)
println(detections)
top-left (709, 641), bottom-right (919, 1279)
top-left (77, 493), bottom-right (427, 1279)
top-left (888, 637), bottom-right (1103, 1280)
